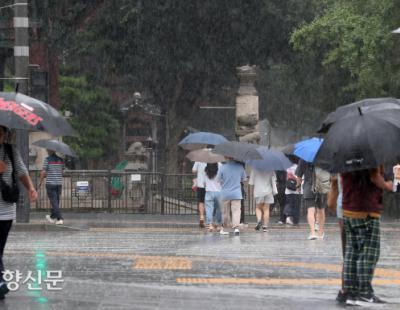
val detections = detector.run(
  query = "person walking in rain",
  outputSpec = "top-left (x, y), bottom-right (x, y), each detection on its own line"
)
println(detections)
top-left (39, 149), bottom-right (65, 225)
top-left (249, 168), bottom-right (277, 231)
top-left (203, 163), bottom-right (222, 232)
top-left (217, 158), bottom-right (246, 235)
top-left (341, 166), bottom-right (393, 306)
top-left (192, 161), bottom-right (207, 228)
top-left (296, 159), bottom-right (328, 240)
top-left (284, 159), bottom-right (302, 226)
top-left (0, 126), bottom-right (37, 300)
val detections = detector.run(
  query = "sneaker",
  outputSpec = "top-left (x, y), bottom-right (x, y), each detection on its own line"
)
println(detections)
top-left (255, 221), bottom-right (262, 231)
top-left (262, 226), bottom-right (268, 232)
top-left (314, 223), bottom-right (319, 231)
top-left (286, 217), bottom-right (293, 225)
top-left (317, 233), bottom-right (325, 240)
top-left (55, 219), bottom-right (64, 225)
top-left (307, 234), bottom-right (317, 240)
top-left (234, 228), bottom-right (240, 235)
top-left (219, 229), bottom-right (229, 235)
top-left (277, 220), bottom-right (284, 225)
top-left (357, 293), bottom-right (386, 304)
top-left (199, 219), bottom-right (205, 228)
top-left (346, 295), bottom-right (359, 306)
top-left (0, 282), bottom-right (9, 300)
top-left (336, 290), bottom-right (347, 304)
top-left (45, 215), bottom-right (56, 224)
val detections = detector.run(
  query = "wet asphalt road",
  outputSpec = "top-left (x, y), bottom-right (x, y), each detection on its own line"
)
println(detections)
top-left (1, 213), bottom-right (399, 310)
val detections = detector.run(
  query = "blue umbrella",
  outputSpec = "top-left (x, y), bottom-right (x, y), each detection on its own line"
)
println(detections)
top-left (178, 131), bottom-right (227, 150)
top-left (294, 137), bottom-right (323, 163)
top-left (246, 148), bottom-right (292, 172)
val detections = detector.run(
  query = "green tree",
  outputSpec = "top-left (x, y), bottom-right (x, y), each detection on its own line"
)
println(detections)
top-left (58, 0), bottom-right (324, 171)
top-left (291, 0), bottom-right (400, 105)
top-left (59, 75), bottom-right (121, 169)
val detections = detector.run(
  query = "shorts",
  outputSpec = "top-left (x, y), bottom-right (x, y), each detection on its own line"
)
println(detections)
top-left (305, 193), bottom-right (327, 209)
top-left (197, 187), bottom-right (206, 203)
top-left (255, 194), bottom-right (274, 204)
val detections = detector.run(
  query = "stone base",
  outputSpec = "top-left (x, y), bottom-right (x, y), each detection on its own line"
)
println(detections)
top-left (238, 131), bottom-right (260, 144)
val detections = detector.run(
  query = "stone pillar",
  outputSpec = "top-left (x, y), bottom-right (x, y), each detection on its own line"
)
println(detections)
top-left (235, 65), bottom-right (260, 144)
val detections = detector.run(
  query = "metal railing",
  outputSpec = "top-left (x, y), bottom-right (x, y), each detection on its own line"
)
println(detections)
top-left (29, 170), bottom-right (400, 218)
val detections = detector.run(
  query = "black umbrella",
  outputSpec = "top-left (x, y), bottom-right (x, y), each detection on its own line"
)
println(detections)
top-left (33, 139), bottom-right (78, 158)
top-left (314, 108), bottom-right (400, 173)
top-left (0, 92), bottom-right (77, 136)
top-left (317, 98), bottom-right (400, 133)
top-left (212, 141), bottom-right (262, 162)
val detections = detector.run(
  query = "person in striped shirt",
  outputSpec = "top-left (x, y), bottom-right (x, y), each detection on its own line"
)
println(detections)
top-left (39, 149), bottom-right (65, 225)
top-left (0, 126), bottom-right (37, 300)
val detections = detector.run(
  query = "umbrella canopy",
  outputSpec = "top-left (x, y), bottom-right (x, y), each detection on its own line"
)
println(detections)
top-left (314, 109), bottom-right (400, 173)
top-left (294, 137), bottom-right (323, 163)
top-left (317, 97), bottom-right (400, 133)
top-left (212, 141), bottom-right (262, 162)
top-left (0, 92), bottom-right (77, 136)
top-left (178, 132), bottom-right (227, 150)
top-left (186, 148), bottom-right (226, 163)
top-left (246, 148), bottom-right (292, 172)
top-left (32, 139), bottom-right (78, 158)
top-left (281, 143), bottom-right (295, 155)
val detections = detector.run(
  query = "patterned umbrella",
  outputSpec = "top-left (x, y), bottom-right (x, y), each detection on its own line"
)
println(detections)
top-left (0, 92), bottom-right (77, 136)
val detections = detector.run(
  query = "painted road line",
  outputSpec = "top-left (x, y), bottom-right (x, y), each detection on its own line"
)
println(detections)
top-left (134, 256), bottom-right (192, 270)
top-left (7, 250), bottom-right (400, 278)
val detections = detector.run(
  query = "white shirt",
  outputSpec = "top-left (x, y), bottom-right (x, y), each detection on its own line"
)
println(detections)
top-left (285, 164), bottom-right (302, 195)
top-left (204, 175), bottom-right (221, 192)
top-left (248, 169), bottom-right (277, 198)
top-left (192, 162), bottom-right (206, 189)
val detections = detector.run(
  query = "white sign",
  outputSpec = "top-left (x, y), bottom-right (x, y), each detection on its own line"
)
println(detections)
top-left (76, 181), bottom-right (89, 187)
top-left (131, 174), bottom-right (141, 182)
top-left (76, 181), bottom-right (89, 194)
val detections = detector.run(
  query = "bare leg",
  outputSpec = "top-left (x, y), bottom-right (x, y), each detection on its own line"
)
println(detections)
top-left (307, 207), bottom-right (316, 236)
top-left (198, 202), bottom-right (205, 219)
top-left (317, 208), bottom-right (325, 237)
top-left (255, 204), bottom-right (263, 223)
top-left (262, 203), bottom-right (270, 226)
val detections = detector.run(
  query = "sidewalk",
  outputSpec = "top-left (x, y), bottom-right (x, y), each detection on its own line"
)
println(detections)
top-left (15, 211), bottom-right (400, 231)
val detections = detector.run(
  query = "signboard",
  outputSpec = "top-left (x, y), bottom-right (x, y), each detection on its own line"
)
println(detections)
top-left (75, 181), bottom-right (89, 196)
top-left (131, 174), bottom-right (141, 182)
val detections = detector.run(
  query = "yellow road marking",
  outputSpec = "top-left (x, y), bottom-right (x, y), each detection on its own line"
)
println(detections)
top-left (7, 250), bottom-right (400, 279)
top-left (134, 256), bottom-right (192, 270)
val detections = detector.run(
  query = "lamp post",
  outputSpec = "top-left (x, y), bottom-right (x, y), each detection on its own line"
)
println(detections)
top-left (14, 0), bottom-right (30, 223)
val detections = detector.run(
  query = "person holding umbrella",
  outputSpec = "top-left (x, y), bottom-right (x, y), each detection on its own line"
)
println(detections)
top-left (314, 98), bottom-right (400, 305)
top-left (38, 149), bottom-right (65, 225)
top-left (249, 168), bottom-right (277, 232)
top-left (192, 161), bottom-right (207, 228)
top-left (0, 125), bottom-right (38, 300)
top-left (217, 157), bottom-right (247, 235)
top-left (340, 167), bottom-right (392, 305)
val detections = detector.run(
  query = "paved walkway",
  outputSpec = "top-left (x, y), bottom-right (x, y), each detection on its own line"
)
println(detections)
top-left (2, 212), bottom-right (400, 309)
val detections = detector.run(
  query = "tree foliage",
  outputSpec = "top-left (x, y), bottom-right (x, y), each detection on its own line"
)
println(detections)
top-left (291, 0), bottom-right (400, 101)
top-left (59, 75), bottom-right (120, 168)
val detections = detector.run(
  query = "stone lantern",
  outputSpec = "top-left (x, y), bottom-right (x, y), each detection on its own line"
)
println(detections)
top-left (235, 65), bottom-right (260, 144)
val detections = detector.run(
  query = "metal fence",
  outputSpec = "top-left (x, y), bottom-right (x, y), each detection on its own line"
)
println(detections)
top-left (29, 170), bottom-right (400, 219)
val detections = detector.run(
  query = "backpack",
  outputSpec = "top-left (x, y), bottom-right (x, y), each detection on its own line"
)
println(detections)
top-left (286, 178), bottom-right (297, 191)
top-left (312, 167), bottom-right (331, 194)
